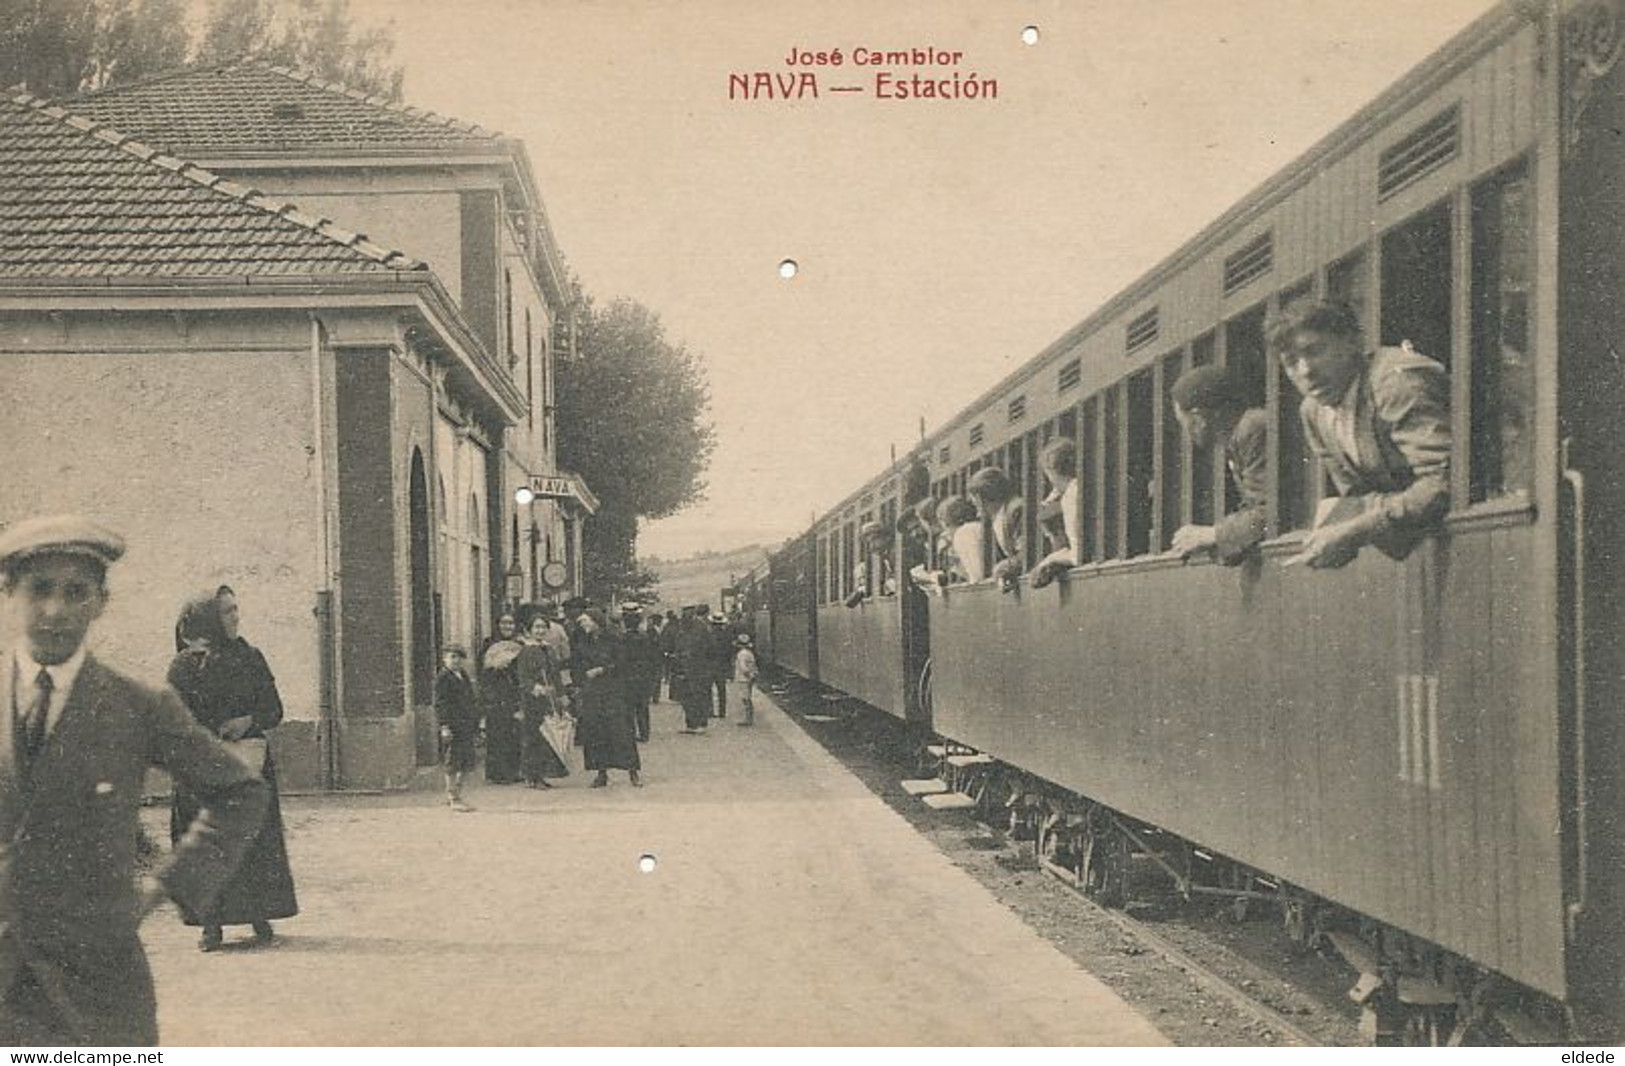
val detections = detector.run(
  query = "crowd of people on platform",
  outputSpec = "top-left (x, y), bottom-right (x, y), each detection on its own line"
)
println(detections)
top-left (440, 598), bottom-right (759, 810)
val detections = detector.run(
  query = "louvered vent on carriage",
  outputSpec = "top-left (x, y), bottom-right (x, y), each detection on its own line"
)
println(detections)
top-left (1222, 232), bottom-right (1273, 296)
top-left (1007, 395), bottom-right (1027, 423)
top-left (1126, 307), bottom-right (1159, 353)
top-left (1378, 104), bottom-right (1460, 201)
top-left (1057, 358), bottom-right (1081, 392)
top-left (969, 423), bottom-right (985, 448)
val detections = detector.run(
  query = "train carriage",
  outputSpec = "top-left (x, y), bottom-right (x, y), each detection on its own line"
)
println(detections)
top-left (768, 531), bottom-right (817, 680)
top-left (767, 0), bottom-right (1625, 1042)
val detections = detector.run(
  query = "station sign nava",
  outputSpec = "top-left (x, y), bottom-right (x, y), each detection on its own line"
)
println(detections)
top-left (528, 475), bottom-right (578, 501)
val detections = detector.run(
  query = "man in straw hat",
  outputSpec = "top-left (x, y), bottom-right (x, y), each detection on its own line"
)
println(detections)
top-left (0, 515), bottom-right (268, 1045)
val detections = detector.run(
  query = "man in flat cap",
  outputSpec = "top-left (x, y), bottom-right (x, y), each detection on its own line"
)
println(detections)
top-left (561, 596), bottom-right (591, 626)
top-left (1168, 365), bottom-right (1271, 566)
top-left (0, 515), bottom-right (268, 1045)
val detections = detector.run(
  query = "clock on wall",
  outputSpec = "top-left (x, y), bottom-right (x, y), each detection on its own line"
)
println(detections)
top-left (541, 561), bottom-right (569, 590)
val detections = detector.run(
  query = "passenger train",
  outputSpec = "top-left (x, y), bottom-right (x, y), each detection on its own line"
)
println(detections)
top-left (747, 2), bottom-right (1625, 1044)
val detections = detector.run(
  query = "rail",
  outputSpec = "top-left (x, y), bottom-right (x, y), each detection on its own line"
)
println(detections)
top-left (1561, 437), bottom-right (1588, 939)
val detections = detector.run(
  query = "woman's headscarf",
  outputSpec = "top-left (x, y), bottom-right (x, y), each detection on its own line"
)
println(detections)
top-left (174, 591), bottom-right (228, 653)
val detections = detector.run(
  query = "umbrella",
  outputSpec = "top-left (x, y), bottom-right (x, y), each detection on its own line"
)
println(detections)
top-left (539, 711), bottom-right (577, 775)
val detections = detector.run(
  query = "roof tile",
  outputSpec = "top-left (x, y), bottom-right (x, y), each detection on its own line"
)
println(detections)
top-left (0, 95), bottom-right (425, 281)
top-left (67, 59), bottom-right (505, 157)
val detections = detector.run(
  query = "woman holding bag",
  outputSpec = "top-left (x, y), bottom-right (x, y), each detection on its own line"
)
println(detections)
top-left (167, 587), bottom-right (299, 952)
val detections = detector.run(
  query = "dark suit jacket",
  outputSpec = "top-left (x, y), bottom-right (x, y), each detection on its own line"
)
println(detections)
top-left (0, 654), bottom-right (269, 1045)
top-left (1215, 407), bottom-right (1271, 565)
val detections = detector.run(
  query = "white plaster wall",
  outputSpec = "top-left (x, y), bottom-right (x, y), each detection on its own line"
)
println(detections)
top-left (0, 335), bottom-right (319, 715)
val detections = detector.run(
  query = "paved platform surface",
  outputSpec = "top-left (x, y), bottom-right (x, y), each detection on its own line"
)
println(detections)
top-left (144, 690), bottom-right (1170, 1045)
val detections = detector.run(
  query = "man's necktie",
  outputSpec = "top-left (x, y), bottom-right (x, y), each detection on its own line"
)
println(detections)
top-left (24, 669), bottom-right (52, 764)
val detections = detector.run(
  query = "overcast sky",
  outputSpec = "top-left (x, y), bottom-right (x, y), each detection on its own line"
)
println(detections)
top-left (361, 0), bottom-right (1498, 560)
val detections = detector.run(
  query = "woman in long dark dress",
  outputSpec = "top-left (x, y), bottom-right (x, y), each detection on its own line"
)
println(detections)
top-left (572, 608), bottom-right (641, 788)
top-left (516, 609), bottom-right (569, 787)
top-left (480, 613), bottom-right (523, 784)
top-left (168, 586), bottom-right (298, 952)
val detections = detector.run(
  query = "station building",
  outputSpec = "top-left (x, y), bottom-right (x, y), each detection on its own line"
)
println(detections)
top-left (0, 65), bottom-right (590, 789)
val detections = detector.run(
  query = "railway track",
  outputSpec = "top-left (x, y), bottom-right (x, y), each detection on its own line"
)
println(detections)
top-left (1031, 850), bottom-right (1335, 1047)
top-left (766, 674), bottom-right (1359, 1047)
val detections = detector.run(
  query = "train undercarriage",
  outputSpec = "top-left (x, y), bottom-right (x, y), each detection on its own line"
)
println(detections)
top-left (926, 745), bottom-right (1576, 1046)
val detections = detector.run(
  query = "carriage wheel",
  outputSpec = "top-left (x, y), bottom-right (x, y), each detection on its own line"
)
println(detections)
top-left (1082, 824), bottom-right (1130, 908)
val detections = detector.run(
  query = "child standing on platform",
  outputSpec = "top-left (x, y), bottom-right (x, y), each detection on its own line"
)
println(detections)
top-left (733, 633), bottom-right (759, 726)
top-left (435, 646), bottom-right (479, 811)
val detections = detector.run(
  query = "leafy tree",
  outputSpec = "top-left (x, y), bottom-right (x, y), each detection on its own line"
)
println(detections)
top-left (0, 0), bottom-right (401, 99)
top-left (1, 0), bottom-right (103, 96)
top-left (195, 0), bottom-right (403, 99)
top-left (556, 295), bottom-right (716, 602)
top-left (84, 0), bottom-right (189, 89)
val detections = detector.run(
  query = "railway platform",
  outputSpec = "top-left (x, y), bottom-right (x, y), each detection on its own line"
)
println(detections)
top-left (140, 688), bottom-right (1170, 1045)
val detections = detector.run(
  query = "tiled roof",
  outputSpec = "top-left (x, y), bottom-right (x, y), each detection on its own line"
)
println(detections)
top-left (67, 59), bottom-right (505, 156)
top-left (0, 94), bottom-right (424, 280)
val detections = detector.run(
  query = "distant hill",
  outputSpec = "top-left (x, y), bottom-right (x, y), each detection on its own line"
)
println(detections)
top-left (641, 544), bottom-right (770, 614)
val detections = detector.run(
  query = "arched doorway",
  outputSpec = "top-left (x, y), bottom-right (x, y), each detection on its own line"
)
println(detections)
top-left (408, 450), bottom-right (435, 705)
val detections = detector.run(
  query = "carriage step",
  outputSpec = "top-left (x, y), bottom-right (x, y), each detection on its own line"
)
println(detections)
top-left (901, 778), bottom-right (949, 795)
top-left (924, 744), bottom-right (949, 759)
top-left (922, 792), bottom-right (978, 810)
top-left (945, 753), bottom-right (996, 768)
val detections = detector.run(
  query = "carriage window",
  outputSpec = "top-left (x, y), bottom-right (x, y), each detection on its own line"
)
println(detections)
top-left (829, 534), bottom-right (840, 604)
top-left (845, 523), bottom-right (858, 598)
top-left (1160, 350), bottom-right (1186, 550)
top-left (1469, 160), bottom-right (1533, 502)
top-left (1225, 306), bottom-right (1269, 409)
top-left (818, 536), bottom-right (830, 604)
top-left (1057, 409), bottom-right (1077, 442)
top-left (859, 509), bottom-right (875, 602)
top-left (1020, 430), bottom-right (1041, 569)
top-left (1126, 369), bottom-right (1156, 557)
top-left (1224, 310), bottom-right (1268, 523)
top-left (1080, 397), bottom-right (1100, 563)
top-left (1190, 333), bottom-right (1216, 526)
top-left (1381, 201), bottom-right (1453, 361)
top-left (828, 532), bottom-right (839, 604)
top-left (1276, 360), bottom-right (1317, 533)
top-left (1275, 282), bottom-right (1319, 532)
top-left (1102, 385), bottom-right (1122, 560)
top-left (879, 498), bottom-right (899, 594)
